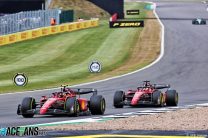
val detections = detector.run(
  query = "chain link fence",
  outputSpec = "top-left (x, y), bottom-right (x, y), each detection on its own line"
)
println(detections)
top-left (0, 9), bottom-right (60, 35)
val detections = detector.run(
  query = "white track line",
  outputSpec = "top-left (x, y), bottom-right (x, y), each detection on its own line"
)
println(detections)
top-left (0, 2), bottom-right (165, 98)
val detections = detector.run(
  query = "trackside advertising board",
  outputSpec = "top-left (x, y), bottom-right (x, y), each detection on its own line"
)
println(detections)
top-left (126, 10), bottom-right (140, 15)
top-left (109, 21), bottom-right (144, 28)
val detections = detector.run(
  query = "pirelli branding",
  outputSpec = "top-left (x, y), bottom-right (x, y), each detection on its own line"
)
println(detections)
top-left (109, 21), bottom-right (144, 28)
top-left (126, 10), bottom-right (140, 15)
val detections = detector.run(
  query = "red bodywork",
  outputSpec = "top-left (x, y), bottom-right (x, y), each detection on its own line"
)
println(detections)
top-left (17, 86), bottom-right (105, 117)
top-left (123, 81), bottom-right (170, 106)
top-left (126, 88), bottom-right (166, 106)
top-left (38, 87), bottom-right (88, 115)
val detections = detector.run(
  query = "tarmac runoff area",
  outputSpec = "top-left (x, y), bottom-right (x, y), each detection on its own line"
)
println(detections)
top-left (43, 107), bottom-right (208, 132)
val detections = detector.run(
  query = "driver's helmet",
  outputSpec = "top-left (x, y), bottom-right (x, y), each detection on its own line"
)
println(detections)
top-left (62, 86), bottom-right (67, 92)
top-left (143, 81), bottom-right (151, 87)
top-left (58, 92), bottom-right (64, 98)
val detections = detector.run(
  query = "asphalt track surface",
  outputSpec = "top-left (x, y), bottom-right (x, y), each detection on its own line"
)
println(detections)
top-left (0, 1), bottom-right (208, 127)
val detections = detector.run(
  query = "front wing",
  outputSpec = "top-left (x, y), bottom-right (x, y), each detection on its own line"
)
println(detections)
top-left (17, 105), bottom-right (69, 115)
top-left (124, 100), bottom-right (159, 106)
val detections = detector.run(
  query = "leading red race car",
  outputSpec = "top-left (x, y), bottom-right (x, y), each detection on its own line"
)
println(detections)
top-left (113, 81), bottom-right (178, 108)
top-left (17, 85), bottom-right (106, 118)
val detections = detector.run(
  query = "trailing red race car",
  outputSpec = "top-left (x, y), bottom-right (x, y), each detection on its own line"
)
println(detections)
top-left (113, 81), bottom-right (178, 108)
top-left (17, 85), bottom-right (106, 118)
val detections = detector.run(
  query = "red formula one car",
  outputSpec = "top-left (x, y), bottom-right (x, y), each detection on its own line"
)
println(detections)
top-left (113, 81), bottom-right (178, 108)
top-left (17, 85), bottom-right (106, 118)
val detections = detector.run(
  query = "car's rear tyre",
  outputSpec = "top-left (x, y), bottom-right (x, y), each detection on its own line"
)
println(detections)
top-left (90, 95), bottom-right (105, 115)
top-left (153, 91), bottom-right (164, 106)
top-left (21, 97), bottom-right (36, 118)
top-left (113, 91), bottom-right (125, 108)
top-left (65, 97), bottom-right (79, 117)
top-left (166, 90), bottom-right (178, 106)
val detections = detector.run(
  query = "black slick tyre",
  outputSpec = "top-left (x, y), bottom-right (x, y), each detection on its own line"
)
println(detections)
top-left (21, 97), bottom-right (36, 118)
top-left (113, 91), bottom-right (125, 108)
top-left (90, 95), bottom-right (105, 115)
top-left (65, 97), bottom-right (79, 117)
top-left (153, 90), bottom-right (163, 106)
top-left (166, 90), bottom-right (178, 106)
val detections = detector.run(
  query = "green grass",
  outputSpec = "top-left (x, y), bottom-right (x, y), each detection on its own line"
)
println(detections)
top-left (124, 2), bottom-right (147, 19)
top-left (0, 2), bottom-right (149, 93)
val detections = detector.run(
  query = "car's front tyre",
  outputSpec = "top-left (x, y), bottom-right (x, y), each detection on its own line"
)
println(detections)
top-left (113, 91), bottom-right (125, 108)
top-left (21, 97), bottom-right (36, 118)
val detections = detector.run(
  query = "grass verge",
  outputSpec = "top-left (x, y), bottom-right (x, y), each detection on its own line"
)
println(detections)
top-left (0, 2), bottom-right (161, 93)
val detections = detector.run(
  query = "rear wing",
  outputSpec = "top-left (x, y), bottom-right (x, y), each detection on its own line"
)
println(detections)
top-left (154, 84), bottom-right (170, 89)
top-left (137, 84), bottom-right (170, 89)
top-left (70, 88), bottom-right (98, 95)
top-left (61, 85), bottom-right (98, 95)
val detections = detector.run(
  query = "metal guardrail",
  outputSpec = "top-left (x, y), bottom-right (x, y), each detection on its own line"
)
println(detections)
top-left (0, 9), bottom-right (60, 35)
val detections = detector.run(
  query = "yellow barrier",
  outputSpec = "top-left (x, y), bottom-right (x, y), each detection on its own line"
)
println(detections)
top-left (31, 29), bottom-right (41, 39)
top-left (68, 24), bottom-right (76, 32)
top-left (41, 27), bottom-right (50, 36)
top-left (0, 36), bottom-right (8, 46)
top-left (50, 26), bottom-right (58, 34)
top-left (20, 31), bottom-right (30, 40)
top-left (0, 19), bottom-right (99, 46)
top-left (59, 24), bottom-right (67, 33)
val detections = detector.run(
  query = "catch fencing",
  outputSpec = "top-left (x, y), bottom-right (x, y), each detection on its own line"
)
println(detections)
top-left (0, 9), bottom-right (60, 35)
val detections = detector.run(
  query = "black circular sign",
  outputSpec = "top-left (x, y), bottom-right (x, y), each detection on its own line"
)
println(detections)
top-left (89, 61), bottom-right (102, 73)
top-left (13, 73), bottom-right (28, 86)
